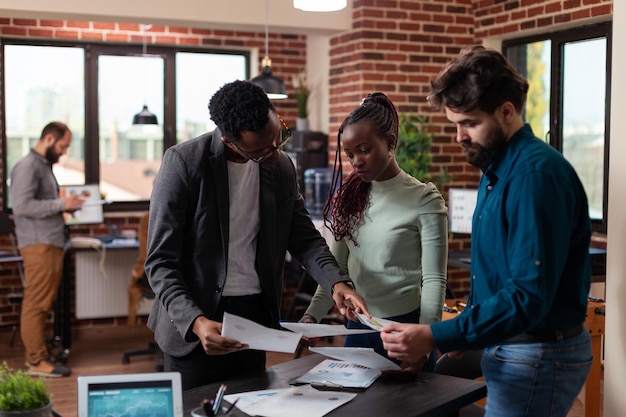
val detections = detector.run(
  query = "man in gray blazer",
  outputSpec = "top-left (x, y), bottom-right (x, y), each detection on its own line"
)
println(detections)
top-left (146, 80), bottom-right (369, 389)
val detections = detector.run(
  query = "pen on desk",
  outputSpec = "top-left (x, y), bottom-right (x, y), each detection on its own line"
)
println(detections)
top-left (201, 398), bottom-right (214, 417)
top-left (212, 384), bottom-right (227, 415)
top-left (225, 398), bottom-right (239, 414)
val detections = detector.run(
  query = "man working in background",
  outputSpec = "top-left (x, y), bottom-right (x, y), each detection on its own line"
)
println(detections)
top-left (146, 80), bottom-right (369, 390)
top-left (381, 46), bottom-right (593, 417)
top-left (11, 121), bottom-right (84, 377)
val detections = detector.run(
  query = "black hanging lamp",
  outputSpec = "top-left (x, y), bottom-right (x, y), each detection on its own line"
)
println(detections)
top-left (250, 0), bottom-right (288, 100)
top-left (133, 24), bottom-right (159, 125)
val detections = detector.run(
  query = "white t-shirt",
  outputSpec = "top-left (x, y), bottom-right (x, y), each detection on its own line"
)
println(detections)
top-left (222, 160), bottom-right (262, 296)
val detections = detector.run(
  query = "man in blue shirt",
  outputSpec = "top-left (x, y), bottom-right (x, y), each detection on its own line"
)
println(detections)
top-left (381, 46), bottom-right (592, 417)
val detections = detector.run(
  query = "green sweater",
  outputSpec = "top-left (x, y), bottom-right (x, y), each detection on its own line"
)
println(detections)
top-left (305, 171), bottom-right (448, 324)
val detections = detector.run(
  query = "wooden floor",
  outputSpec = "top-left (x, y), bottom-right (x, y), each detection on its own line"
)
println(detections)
top-left (1, 326), bottom-right (597, 417)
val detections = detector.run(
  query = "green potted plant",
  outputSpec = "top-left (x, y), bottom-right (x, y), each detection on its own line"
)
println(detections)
top-left (395, 113), bottom-right (450, 188)
top-left (293, 70), bottom-right (310, 131)
top-left (0, 362), bottom-right (52, 417)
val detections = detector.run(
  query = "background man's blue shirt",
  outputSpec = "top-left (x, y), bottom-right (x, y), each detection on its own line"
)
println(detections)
top-left (432, 124), bottom-right (591, 352)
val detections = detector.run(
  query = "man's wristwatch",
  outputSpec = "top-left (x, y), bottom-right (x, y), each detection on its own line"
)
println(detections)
top-left (331, 280), bottom-right (355, 295)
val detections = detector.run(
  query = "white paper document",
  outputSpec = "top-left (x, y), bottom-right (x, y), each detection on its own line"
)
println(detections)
top-left (81, 199), bottom-right (111, 206)
top-left (310, 347), bottom-right (401, 371)
top-left (221, 312), bottom-right (302, 353)
top-left (280, 321), bottom-right (376, 338)
top-left (292, 359), bottom-right (381, 389)
top-left (356, 313), bottom-right (399, 331)
top-left (224, 386), bottom-right (356, 417)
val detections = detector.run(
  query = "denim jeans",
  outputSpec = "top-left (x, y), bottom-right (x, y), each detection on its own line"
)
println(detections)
top-left (345, 308), bottom-right (437, 372)
top-left (481, 328), bottom-right (592, 417)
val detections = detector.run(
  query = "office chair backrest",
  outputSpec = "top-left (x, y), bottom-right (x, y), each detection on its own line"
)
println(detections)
top-left (0, 212), bottom-right (25, 285)
top-left (435, 350), bottom-right (484, 380)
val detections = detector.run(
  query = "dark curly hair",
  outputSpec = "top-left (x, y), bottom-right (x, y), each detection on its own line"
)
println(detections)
top-left (428, 45), bottom-right (529, 114)
top-left (40, 121), bottom-right (70, 142)
top-left (323, 92), bottom-right (399, 245)
top-left (208, 80), bottom-right (276, 143)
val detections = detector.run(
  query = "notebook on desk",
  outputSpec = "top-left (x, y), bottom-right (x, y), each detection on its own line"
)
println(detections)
top-left (77, 372), bottom-right (183, 417)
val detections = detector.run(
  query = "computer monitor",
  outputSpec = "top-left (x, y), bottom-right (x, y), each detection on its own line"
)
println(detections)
top-left (448, 188), bottom-right (478, 234)
top-left (60, 184), bottom-right (105, 225)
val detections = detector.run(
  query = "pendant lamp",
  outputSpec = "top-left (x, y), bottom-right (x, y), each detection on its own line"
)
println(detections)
top-left (133, 24), bottom-right (158, 125)
top-left (294, 0), bottom-right (347, 12)
top-left (250, 0), bottom-right (288, 100)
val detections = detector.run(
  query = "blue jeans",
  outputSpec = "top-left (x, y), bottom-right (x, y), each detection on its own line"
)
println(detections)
top-left (345, 308), bottom-right (437, 372)
top-left (481, 328), bottom-right (592, 417)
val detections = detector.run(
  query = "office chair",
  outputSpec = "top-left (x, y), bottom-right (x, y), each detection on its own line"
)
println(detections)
top-left (435, 350), bottom-right (485, 417)
top-left (123, 274), bottom-right (163, 371)
top-left (0, 212), bottom-right (26, 346)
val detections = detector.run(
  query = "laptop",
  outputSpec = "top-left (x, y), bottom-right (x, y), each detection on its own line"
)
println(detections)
top-left (77, 372), bottom-right (183, 417)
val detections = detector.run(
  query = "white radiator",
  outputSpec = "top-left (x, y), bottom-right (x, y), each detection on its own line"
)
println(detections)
top-left (75, 247), bottom-right (153, 319)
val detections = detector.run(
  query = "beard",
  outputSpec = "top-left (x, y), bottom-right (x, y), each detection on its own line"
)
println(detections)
top-left (45, 145), bottom-right (60, 164)
top-left (462, 123), bottom-right (508, 170)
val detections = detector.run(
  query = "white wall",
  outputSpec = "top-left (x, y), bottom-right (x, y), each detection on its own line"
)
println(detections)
top-left (604, 2), bottom-right (625, 415)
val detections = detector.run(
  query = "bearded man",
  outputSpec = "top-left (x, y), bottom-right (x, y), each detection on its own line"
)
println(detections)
top-left (381, 46), bottom-right (593, 417)
top-left (11, 121), bottom-right (84, 377)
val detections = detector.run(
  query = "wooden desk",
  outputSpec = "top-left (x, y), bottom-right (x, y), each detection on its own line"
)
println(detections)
top-left (443, 300), bottom-right (606, 417)
top-left (183, 354), bottom-right (487, 417)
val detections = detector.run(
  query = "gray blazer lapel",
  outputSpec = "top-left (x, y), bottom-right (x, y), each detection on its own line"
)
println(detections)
top-left (208, 129), bottom-right (230, 268)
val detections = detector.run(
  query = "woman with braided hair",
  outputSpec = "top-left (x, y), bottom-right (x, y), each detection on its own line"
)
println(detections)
top-left (301, 92), bottom-right (448, 373)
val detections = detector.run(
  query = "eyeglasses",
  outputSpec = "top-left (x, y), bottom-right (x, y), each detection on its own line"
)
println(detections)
top-left (229, 113), bottom-right (292, 163)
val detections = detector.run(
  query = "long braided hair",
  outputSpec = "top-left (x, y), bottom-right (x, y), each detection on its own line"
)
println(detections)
top-left (323, 92), bottom-right (399, 245)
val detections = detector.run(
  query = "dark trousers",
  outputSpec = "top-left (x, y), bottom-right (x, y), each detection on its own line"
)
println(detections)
top-left (164, 294), bottom-right (271, 390)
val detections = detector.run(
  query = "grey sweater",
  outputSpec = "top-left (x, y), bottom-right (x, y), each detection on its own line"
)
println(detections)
top-left (10, 149), bottom-right (66, 249)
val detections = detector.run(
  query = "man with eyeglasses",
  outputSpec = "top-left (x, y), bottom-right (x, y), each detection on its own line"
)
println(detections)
top-left (145, 80), bottom-right (370, 390)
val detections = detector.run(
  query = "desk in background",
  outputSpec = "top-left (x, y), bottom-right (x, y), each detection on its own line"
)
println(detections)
top-left (183, 353), bottom-right (487, 417)
top-left (448, 248), bottom-right (607, 280)
top-left (54, 239), bottom-right (141, 355)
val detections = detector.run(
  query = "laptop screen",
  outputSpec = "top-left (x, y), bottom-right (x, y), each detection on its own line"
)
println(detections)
top-left (77, 372), bottom-right (183, 417)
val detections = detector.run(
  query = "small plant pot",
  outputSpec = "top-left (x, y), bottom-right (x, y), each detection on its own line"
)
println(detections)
top-left (0, 402), bottom-right (53, 417)
top-left (296, 117), bottom-right (309, 131)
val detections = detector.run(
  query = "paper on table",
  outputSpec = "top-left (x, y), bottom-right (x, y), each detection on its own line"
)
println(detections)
top-left (225, 386), bottom-right (356, 417)
top-left (310, 347), bottom-right (401, 371)
top-left (280, 322), bottom-right (376, 338)
top-left (80, 199), bottom-right (110, 206)
top-left (356, 313), bottom-right (399, 331)
top-left (221, 312), bottom-right (302, 353)
top-left (292, 359), bottom-right (381, 388)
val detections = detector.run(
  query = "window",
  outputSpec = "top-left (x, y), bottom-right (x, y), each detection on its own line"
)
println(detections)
top-left (4, 44), bottom-right (86, 189)
top-left (504, 22), bottom-right (612, 233)
top-left (2, 40), bottom-right (249, 209)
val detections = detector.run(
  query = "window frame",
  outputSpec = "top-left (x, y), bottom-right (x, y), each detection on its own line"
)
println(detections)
top-left (503, 21), bottom-right (612, 234)
top-left (1, 38), bottom-right (250, 212)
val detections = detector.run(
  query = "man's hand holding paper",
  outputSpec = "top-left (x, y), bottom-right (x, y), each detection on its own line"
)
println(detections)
top-left (192, 315), bottom-right (248, 355)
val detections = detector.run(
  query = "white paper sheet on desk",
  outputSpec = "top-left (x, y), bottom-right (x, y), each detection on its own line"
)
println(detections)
top-left (221, 312), bottom-right (302, 353)
top-left (356, 313), bottom-right (399, 331)
top-left (224, 386), bottom-right (355, 417)
top-left (292, 358), bottom-right (381, 388)
top-left (280, 321), bottom-right (376, 338)
top-left (310, 347), bottom-right (401, 370)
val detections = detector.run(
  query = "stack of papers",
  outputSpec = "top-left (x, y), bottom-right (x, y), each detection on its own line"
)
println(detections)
top-left (309, 347), bottom-right (401, 371)
top-left (292, 359), bottom-right (382, 389)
